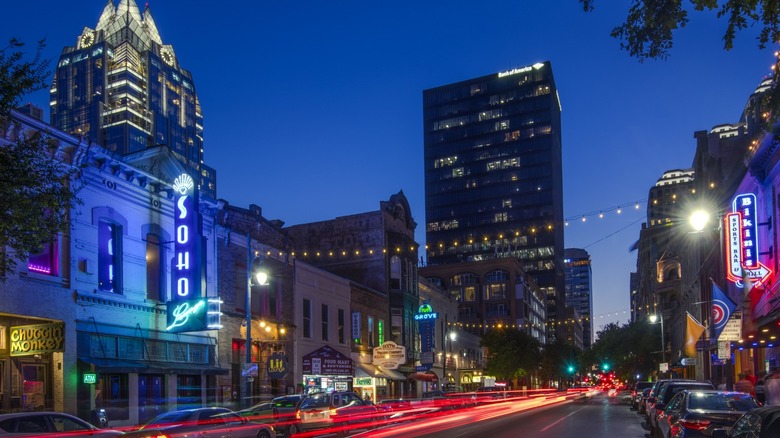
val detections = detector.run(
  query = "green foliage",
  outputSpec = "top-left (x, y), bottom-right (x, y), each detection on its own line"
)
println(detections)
top-left (539, 339), bottom-right (582, 383)
top-left (581, 0), bottom-right (780, 61)
top-left (480, 329), bottom-right (541, 382)
top-left (0, 39), bottom-right (82, 279)
top-left (0, 39), bottom-right (49, 116)
top-left (585, 320), bottom-right (660, 382)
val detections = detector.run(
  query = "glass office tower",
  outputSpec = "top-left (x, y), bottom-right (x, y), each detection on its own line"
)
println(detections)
top-left (423, 62), bottom-right (565, 338)
top-left (50, 0), bottom-right (215, 198)
top-left (564, 248), bottom-right (593, 349)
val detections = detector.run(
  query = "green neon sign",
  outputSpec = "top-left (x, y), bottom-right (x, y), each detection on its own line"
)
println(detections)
top-left (83, 373), bottom-right (97, 384)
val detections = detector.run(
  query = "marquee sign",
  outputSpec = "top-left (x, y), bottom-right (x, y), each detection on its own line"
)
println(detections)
top-left (414, 303), bottom-right (439, 321)
top-left (373, 341), bottom-right (406, 370)
top-left (10, 322), bottom-right (65, 356)
top-left (166, 173), bottom-right (213, 333)
top-left (725, 193), bottom-right (772, 286)
top-left (416, 302), bottom-right (436, 371)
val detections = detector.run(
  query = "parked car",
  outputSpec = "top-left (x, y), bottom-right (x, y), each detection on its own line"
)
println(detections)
top-left (122, 407), bottom-right (275, 438)
top-left (645, 380), bottom-right (674, 419)
top-left (712, 406), bottom-right (780, 438)
top-left (648, 380), bottom-right (715, 435)
top-left (633, 381), bottom-right (655, 410)
top-left (290, 391), bottom-right (378, 437)
top-left (237, 394), bottom-right (303, 435)
top-left (638, 388), bottom-right (653, 414)
top-left (0, 411), bottom-right (124, 437)
top-left (655, 390), bottom-right (759, 438)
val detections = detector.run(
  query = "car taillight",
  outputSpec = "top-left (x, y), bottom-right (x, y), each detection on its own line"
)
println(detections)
top-left (330, 408), bottom-right (338, 417)
top-left (678, 419), bottom-right (711, 430)
top-left (295, 410), bottom-right (301, 420)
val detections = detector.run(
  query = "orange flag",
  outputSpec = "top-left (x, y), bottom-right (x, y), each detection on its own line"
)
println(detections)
top-left (684, 312), bottom-right (705, 358)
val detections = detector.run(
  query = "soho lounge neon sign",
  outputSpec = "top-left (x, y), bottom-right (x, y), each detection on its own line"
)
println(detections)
top-left (167, 173), bottom-right (204, 332)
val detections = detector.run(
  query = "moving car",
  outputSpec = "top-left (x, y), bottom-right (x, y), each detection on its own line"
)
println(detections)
top-left (237, 394), bottom-right (303, 435)
top-left (655, 390), bottom-right (759, 438)
top-left (712, 406), bottom-right (780, 437)
top-left (122, 407), bottom-right (275, 438)
top-left (290, 391), bottom-right (378, 437)
top-left (0, 411), bottom-right (124, 437)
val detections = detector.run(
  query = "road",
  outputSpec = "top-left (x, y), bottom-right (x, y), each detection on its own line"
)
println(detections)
top-left (359, 390), bottom-right (648, 438)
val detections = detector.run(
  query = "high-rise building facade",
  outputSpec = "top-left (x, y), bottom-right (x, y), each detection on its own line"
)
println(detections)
top-left (50, 0), bottom-right (216, 197)
top-left (422, 62), bottom-right (565, 338)
top-left (564, 248), bottom-right (593, 349)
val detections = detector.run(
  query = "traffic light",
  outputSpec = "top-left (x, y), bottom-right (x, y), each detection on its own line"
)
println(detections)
top-left (602, 363), bottom-right (610, 371)
top-left (567, 365), bottom-right (575, 374)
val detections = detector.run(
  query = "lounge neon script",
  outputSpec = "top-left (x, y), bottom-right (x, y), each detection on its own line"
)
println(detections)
top-left (167, 300), bottom-right (205, 331)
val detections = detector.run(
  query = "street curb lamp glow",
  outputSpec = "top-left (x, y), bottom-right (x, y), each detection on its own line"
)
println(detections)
top-left (245, 234), bottom-right (269, 409)
top-left (649, 314), bottom-right (666, 373)
top-left (689, 210), bottom-right (710, 232)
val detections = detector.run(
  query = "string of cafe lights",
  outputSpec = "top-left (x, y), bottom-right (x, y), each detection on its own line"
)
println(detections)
top-left (442, 308), bottom-right (637, 331)
top-left (268, 199), bottom-right (649, 262)
top-left (564, 199), bottom-right (646, 227)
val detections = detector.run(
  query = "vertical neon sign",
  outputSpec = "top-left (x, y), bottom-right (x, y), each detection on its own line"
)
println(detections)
top-left (725, 193), bottom-right (772, 286)
top-left (167, 173), bottom-right (207, 332)
top-left (172, 173), bottom-right (197, 302)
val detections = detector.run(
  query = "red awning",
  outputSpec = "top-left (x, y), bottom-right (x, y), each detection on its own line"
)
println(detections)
top-left (408, 372), bottom-right (438, 381)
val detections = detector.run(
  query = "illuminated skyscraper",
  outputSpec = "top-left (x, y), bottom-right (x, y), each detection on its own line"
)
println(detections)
top-left (423, 62), bottom-right (565, 338)
top-left (564, 248), bottom-right (593, 349)
top-left (50, 0), bottom-right (215, 197)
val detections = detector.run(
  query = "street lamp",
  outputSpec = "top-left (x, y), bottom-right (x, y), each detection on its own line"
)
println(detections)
top-left (442, 331), bottom-right (456, 391)
top-left (245, 234), bottom-right (268, 408)
top-left (649, 314), bottom-right (666, 374)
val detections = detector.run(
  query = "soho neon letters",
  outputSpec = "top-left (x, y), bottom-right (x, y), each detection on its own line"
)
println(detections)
top-left (167, 173), bottom-right (207, 333)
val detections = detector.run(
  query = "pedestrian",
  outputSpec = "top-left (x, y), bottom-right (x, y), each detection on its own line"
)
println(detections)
top-left (765, 368), bottom-right (780, 406)
top-left (745, 369), bottom-right (758, 386)
top-left (755, 374), bottom-right (766, 404)
top-left (735, 373), bottom-right (755, 396)
top-left (717, 377), bottom-right (727, 391)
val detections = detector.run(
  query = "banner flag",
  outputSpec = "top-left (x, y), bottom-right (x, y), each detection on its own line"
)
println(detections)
top-left (685, 312), bottom-right (705, 358)
top-left (711, 282), bottom-right (737, 341)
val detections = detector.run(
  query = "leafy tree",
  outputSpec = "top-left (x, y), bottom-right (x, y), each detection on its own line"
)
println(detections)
top-left (0, 39), bottom-right (82, 279)
top-left (580, 0), bottom-right (780, 61)
top-left (480, 329), bottom-right (541, 385)
top-left (586, 320), bottom-right (660, 383)
top-left (539, 339), bottom-right (582, 385)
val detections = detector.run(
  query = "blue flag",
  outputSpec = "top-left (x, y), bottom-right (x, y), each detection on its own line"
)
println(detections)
top-left (712, 282), bottom-right (737, 341)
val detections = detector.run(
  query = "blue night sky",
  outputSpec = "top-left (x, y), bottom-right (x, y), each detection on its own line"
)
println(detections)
top-left (6, 1), bottom-right (776, 335)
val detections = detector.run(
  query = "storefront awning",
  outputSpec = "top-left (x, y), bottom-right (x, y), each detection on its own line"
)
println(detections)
top-left (408, 372), bottom-right (439, 382)
top-left (355, 362), bottom-right (406, 381)
top-left (355, 362), bottom-right (384, 378)
top-left (380, 367), bottom-right (406, 381)
top-left (79, 357), bottom-right (229, 375)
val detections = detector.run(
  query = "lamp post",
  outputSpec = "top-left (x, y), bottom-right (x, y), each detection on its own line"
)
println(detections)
top-left (690, 209), bottom-right (733, 389)
top-left (442, 331), bottom-right (456, 391)
top-left (649, 314), bottom-right (665, 376)
top-left (245, 234), bottom-right (268, 409)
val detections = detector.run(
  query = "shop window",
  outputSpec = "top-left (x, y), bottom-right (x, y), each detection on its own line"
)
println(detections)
top-left (98, 374), bottom-right (129, 420)
top-left (177, 375), bottom-right (202, 410)
top-left (98, 220), bottom-right (122, 293)
top-left (21, 363), bottom-right (46, 410)
top-left (27, 238), bottom-right (59, 276)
